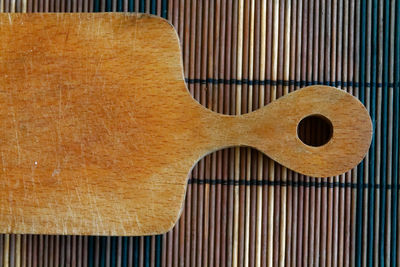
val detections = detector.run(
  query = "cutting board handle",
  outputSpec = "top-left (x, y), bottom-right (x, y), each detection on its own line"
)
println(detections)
top-left (203, 85), bottom-right (372, 177)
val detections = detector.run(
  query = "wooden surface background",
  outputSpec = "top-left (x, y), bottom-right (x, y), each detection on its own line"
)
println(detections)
top-left (0, 0), bottom-right (399, 266)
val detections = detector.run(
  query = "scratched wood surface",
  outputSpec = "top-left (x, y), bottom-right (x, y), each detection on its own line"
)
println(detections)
top-left (0, 13), bottom-right (192, 236)
top-left (0, 13), bottom-right (372, 236)
top-left (0, 1), bottom-right (399, 267)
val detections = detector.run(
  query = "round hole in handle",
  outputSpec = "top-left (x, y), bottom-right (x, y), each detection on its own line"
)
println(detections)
top-left (297, 114), bottom-right (333, 147)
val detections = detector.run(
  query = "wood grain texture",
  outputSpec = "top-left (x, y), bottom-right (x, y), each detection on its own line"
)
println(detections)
top-left (0, 13), bottom-right (372, 236)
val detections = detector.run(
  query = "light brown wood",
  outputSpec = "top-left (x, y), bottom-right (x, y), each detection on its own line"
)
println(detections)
top-left (0, 13), bottom-right (372, 236)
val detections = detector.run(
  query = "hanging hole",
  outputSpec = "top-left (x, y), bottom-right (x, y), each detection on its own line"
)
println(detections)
top-left (297, 114), bottom-right (333, 147)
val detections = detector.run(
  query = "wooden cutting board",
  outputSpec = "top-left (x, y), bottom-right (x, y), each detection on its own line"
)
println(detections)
top-left (0, 13), bottom-right (372, 235)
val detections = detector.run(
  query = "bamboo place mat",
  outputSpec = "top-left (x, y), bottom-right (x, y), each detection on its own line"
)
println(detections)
top-left (0, 0), bottom-right (399, 266)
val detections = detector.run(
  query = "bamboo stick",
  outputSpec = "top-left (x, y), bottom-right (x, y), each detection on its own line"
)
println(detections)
top-left (127, 237), bottom-right (133, 267)
top-left (181, 1), bottom-right (191, 267)
top-left (65, 236), bottom-right (70, 267)
top-left (386, 1), bottom-right (396, 266)
top-left (232, 0), bottom-right (244, 266)
top-left (306, 4), bottom-right (316, 267)
top-left (172, 0), bottom-right (178, 27)
top-left (199, 1), bottom-right (210, 266)
top-left (227, 1), bottom-right (238, 266)
top-left (220, 0), bottom-right (229, 265)
top-left (77, 236), bottom-right (82, 267)
top-left (21, 235), bottom-right (27, 267)
top-left (238, 0), bottom-right (249, 266)
top-left (150, 236), bottom-right (155, 267)
top-left (327, 48), bottom-right (335, 267)
top-left (300, 0), bottom-right (309, 266)
top-left (204, 0), bottom-right (216, 266)
top-left (334, 2), bottom-right (343, 267)
top-left (297, 176), bottom-right (304, 265)
top-left (166, 221), bottom-right (173, 265)
top-left (210, 0), bottom-right (221, 265)
top-left (318, 1), bottom-right (328, 266)
top-left (375, 0), bottom-right (384, 264)
top-left (188, 0), bottom-right (197, 265)
top-left (380, 1), bottom-right (391, 266)
top-left (325, 1), bottom-right (334, 266)
top-left (177, 0), bottom-right (183, 42)
top-left (3, 235), bottom-right (9, 267)
top-left (244, 1), bottom-right (254, 266)
top-left (350, 0), bottom-right (359, 264)
top-left (368, 7), bottom-right (376, 264)
top-left (279, 0), bottom-right (291, 261)
top-left (257, 1), bottom-right (266, 266)
top-left (38, 235), bottom-right (44, 266)
top-left (361, 0), bottom-right (371, 264)
top-left (4, 0), bottom-right (8, 13)
top-left (44, 236), bottom-right (48, 267)
top-left (194, 0), bottom-right (204, 265)
top-left (286, 1), bottom-right (297, 265)
top-left (294, 1), bottom-right (304, 266)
